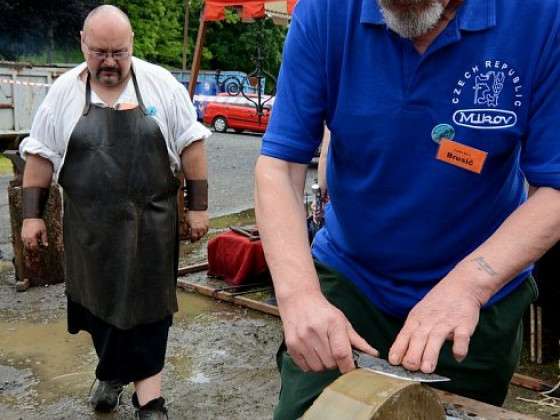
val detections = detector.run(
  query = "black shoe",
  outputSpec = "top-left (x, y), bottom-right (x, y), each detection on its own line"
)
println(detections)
top-left (132, 393), bottom-right (168, 420)
top-left (90, 379), bottom-right (125, 412)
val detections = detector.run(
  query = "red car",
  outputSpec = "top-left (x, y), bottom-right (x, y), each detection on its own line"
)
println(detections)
top-left (203, 102), bottom-right (271, 134)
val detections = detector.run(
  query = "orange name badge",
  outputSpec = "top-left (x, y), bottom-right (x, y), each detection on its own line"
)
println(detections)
top-left (436, 138), bottom-right (488, 174)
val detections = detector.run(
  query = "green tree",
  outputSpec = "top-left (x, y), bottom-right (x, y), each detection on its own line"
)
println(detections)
top-left (107, 0), bottom-right (184, 66)
top-left (187, 1), bottom-right (287, 80)
top-left (0, 0), bottom-right (100, 62)
top-left (0, 0), bottom-right (287, 81)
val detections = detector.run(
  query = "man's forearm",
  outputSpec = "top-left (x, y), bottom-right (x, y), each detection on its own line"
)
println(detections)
top-left (22, 154), bottom-right (54, 188)
top-left (181, 140), bottom-right (208, 211)
top-left (451, 186), bottom-right (560, 304)
top-left (255, 156), bottom-right (321, 301)
top-left (180, 140), bottom-right (207, 180)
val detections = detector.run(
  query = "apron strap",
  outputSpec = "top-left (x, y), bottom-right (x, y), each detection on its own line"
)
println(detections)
top-left (83, 73), bottom-right (92, 116)
top-left (131, 67), bottom-right (149, 115)
top-left (83, 67), bottom-right (147, 115)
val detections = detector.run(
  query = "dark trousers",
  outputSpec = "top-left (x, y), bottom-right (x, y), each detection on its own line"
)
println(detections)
top-left (67, 297), bottom-right (172, 384)
top-left (273, 262), bottom-right (537, 420)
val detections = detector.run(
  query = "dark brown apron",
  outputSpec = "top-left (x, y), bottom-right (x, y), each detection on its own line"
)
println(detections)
top-left (59, 70), bottom-right (179, 330)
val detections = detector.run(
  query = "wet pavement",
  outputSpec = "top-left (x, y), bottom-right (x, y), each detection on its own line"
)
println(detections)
top-left (0, 273), bottom-right (282, 420)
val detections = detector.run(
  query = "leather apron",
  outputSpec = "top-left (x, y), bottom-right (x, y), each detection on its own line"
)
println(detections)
top-left (59, 70), bottom-right (179, 330)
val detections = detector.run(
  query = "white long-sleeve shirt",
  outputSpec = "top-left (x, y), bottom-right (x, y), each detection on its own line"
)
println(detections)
top-left (19, 57), bottom-right (211, 178)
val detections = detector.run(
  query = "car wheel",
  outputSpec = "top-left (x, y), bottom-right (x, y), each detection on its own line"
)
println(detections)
top-left (213, 116), bottom-right (228, 133)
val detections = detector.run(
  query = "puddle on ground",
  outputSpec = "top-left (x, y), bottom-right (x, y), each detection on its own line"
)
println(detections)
top-left (0, 290), bottom-right (247, 408)
top-left (0, 260), bottom-right (12, 275)
top-left (0, 317), bottom-right (94, 406)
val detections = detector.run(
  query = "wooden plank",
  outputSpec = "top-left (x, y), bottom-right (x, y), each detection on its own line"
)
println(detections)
top-left (177, 278), bottom-right (279, 317)
top-left (177, 262), bottom-right (209, 276)
top-left (511, 373), bottom-right (553, 393)
top-left (435, 390), bottom-right (539, 420)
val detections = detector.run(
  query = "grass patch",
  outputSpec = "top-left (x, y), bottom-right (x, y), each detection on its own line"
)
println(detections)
top-left (210, 209), bottom-right (256, 229)
top-left (0, 156), bottom-right (13, 176)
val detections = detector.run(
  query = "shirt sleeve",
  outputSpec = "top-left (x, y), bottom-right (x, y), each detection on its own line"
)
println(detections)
top-left (261, 1), bottom-right (327, 164)
top-left (170, 84), bottom-right (212, 156)
top-left (521, 21), bottom-right (560, 189)
top-left (18, 102), bottom-right (64, 173)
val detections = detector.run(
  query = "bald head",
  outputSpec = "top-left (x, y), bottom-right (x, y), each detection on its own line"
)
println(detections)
top-left (83, 5), bottom-right (132, 36)
top-left (81, 5), bottom-right (134, 87)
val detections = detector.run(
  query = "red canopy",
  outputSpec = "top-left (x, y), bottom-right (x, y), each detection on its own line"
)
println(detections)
top-left (204, 0), bottom-right (297, 22)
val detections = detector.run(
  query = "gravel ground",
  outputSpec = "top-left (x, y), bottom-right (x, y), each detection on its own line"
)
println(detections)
top-left (206, 131), bottom-right (318, 217)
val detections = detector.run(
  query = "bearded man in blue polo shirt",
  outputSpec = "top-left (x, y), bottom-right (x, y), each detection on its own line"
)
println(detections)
top-left (255, 0), bottom-right (560, 418)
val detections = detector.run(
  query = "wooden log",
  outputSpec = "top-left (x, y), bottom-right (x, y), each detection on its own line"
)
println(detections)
top-left (511, 373), bottom-right (554, 393)
top-left (303, 368), bottom-right (445, 420)
top-left (8, 183), bottom-right (64, 287)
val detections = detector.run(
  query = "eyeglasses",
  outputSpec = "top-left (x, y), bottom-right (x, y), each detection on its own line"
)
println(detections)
top-left (84, 43), bottom-right (131, 61)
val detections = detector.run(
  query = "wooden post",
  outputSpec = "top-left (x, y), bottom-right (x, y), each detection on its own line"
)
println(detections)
top-left (182, 0), bottom-right (190, 70)
top-left (529, 304), bottom-right (536, 363)
top-left (188, 13), bottom-right (207, 99)
top-left (536, 305), bottom-right (543, 364)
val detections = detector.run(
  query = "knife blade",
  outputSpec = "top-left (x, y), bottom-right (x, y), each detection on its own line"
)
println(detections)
top-left (352, 350), bottom-right (451, 383)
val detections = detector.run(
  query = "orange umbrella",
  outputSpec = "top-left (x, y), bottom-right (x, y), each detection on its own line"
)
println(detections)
top-left (204, 0), bottom-right (297, 21)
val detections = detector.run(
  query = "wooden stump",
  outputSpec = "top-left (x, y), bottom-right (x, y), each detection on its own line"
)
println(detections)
top-left (304, 369), bottom-right (445, 420)
top-left (8, 183), bottom-right (64, 287)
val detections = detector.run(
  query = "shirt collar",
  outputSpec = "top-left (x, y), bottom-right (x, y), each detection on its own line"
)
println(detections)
top-left (360, 0), bottom-right (496, 32)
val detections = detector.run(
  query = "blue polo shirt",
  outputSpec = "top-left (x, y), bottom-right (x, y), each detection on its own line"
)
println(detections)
top-left (261, 0), bottom-right (560, 318)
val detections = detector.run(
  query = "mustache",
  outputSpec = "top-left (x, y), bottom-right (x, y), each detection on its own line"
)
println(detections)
top-left (98, 67), bottom-right (119, 72)
top-left (97, 67), bottom-right (120, 75)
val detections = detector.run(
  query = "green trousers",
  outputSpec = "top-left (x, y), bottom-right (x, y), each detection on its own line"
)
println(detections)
top-left (274, 263), bottom-right (537, 420)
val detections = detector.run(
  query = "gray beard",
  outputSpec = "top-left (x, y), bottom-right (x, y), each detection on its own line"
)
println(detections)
top-left (377, 0), bottom-right (445, 39)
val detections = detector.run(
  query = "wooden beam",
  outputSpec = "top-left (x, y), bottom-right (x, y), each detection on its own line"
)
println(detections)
top-left (188, 14), bottom-right (207, 99)
top-left (177, 261), bottom-right (209, 276)
top-left (182, 0), bottom-right (190, 70)
top-left (177, 278), bottom-right (279, 317)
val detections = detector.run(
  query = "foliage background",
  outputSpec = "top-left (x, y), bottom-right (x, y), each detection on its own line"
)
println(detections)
top-left (0, 0), bottom-right (287, 78)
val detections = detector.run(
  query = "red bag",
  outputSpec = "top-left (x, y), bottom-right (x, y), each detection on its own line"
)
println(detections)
top-left (207, 230), bottom-right (268, 286)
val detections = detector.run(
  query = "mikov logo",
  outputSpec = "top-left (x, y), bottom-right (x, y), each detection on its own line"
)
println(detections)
top-left (451, 60), bottom-right (523, 130)
top-left (452, 109), bottom-right (517, 130)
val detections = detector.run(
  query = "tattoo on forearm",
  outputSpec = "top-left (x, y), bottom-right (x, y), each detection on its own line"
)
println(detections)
top-left (472, 257), bottom-right (498, 276)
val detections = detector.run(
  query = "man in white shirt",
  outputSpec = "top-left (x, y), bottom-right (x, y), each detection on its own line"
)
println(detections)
top-left (19, 6), bottom-right (211, 419)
